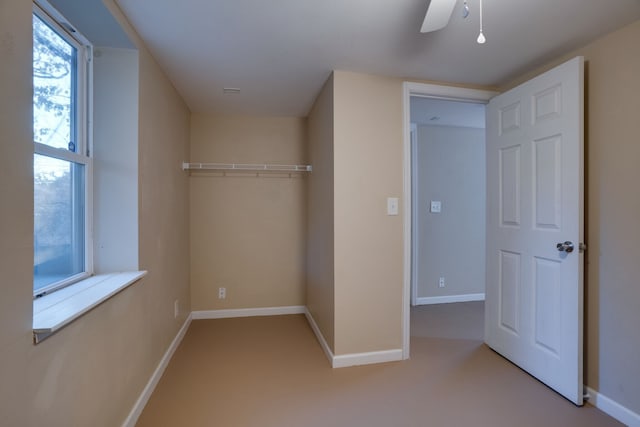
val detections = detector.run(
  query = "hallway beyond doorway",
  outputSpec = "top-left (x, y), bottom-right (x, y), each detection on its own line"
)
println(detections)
top-left (411, 301), bottom-right (484, 341)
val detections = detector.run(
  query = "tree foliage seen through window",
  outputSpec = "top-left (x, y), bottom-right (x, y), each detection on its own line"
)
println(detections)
top-left (33, 14), bottom-right (74, 149)
top-left (33, 13), bottom-right (85, 292)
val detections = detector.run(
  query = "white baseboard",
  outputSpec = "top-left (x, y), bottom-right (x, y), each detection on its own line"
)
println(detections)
top-left (192, 305), bottom-right (306, 319)
top-left (333, 349), bottom-right (403, 368)
top-left (586, 387), bottom-right (640, 427)
top-left (415, 293), bottom-right (485, 305)
top-left (123, 304), bottom-right (405, 426)
top-left (304, 308), bottom-right (403, 368)
top-left (304, 308), bottom-right (334, 365)
top-left (122, 313), bottom-right (192, 427)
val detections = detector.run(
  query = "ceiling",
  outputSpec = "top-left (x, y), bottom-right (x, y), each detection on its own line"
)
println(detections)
top-left (115, 0), bottom-right (640, 117)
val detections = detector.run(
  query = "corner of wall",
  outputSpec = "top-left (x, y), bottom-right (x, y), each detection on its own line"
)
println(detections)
top-left (305, 73), bottom-right (336, 353)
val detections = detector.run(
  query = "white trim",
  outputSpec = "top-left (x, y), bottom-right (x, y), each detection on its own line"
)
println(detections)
top-left (122, 305), bottom-right (409, 426)
top-left (304, 308), bottom-right (334, 365)
top-left (415, 293), bottom-right (486, 305)
top-left (402, 85), bottom-right (413, 359)
top-left (33, 271), bottom-right (147, 343)
top-left (333, 349), bottom-right (404, 368)
top-left (34, 0), bottom-right (93, 47)
top-left (33, 1), bottom-right (95, 298)
top-left (34, 142), bottom-right (91, 165)
top-left (406, 82), bottom-right (498, 103)
top-left (121, 313), bottom-right (192, 427)
top-left (586, 387), bottom-right (640, 427)
top-left (191, 305), bottom-right (306, 320)
top-left (402, 81), bottom-right (498, 362)
top-left (304, 308), bottom-right (403, 368)
top-left (410, 122), bottom-right (419, 307)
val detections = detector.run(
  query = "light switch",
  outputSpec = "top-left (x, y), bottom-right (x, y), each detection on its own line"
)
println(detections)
top-left (387, 197), bottom-right (399, 216)
top-left (430, 200), bottom-right (441, 213)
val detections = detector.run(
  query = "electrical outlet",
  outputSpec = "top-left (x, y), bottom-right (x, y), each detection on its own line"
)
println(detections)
top-left (439, 277), bottom-right (445, 288)
top-left (218, 287), bottom-right (226, 299)
top-left (174, 299), bottom-right (179, 318)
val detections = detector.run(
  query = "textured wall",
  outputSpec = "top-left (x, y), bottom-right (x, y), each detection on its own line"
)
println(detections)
top-left (306, 74), bottom-right (336, 351)
top-left (415, 125), bottom-right (485, 300)
top-left (576, 20), bottom-right (640, 416)
top-left (503, 19), bottom-right (640, 416)
top-left (189, 113), bottom-right (307, 311)
top-left (0, 0), bottom-right (191, 425)
top-left (333, 71), bottom-right (404, 355)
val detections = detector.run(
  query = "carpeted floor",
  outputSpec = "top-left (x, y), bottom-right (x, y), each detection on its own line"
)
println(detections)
top-left (411, 301), bottom-right (485, 341)
top-left (135, 303), bottom-right (622, 427)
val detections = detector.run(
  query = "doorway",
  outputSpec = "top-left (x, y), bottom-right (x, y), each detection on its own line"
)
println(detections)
top-left (403, 57), bottom-right (584, 405)
top-left (401, 83), bottom-right (497, 359)
top-left (410, 97), bottom-right (487, 306)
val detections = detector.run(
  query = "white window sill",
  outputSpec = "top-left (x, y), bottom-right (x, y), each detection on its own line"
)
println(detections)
top-left (33, 271), bottom-right (147, 344)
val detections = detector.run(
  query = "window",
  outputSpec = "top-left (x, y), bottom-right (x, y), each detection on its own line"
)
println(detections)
top-left (33, 0), bottom-right (146, 344)
top-left (31, 0), bottom-right (145, 343)
top-left (33, 3), bottom-right (92, 297)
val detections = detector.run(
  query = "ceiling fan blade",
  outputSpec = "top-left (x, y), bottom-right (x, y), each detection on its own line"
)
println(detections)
top-left (420, 0), bottom-right (457, 33)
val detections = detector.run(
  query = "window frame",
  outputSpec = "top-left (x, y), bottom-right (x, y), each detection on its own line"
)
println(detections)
top-left (33, 1), bottom-right (94, 298)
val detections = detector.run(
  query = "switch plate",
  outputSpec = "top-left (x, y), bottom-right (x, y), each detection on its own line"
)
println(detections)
top-left (387, 197), bottom-right (399, 216)
top-left (430, 200), bottom-right (442, 213)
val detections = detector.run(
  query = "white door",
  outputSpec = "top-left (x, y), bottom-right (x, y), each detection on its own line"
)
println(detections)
top-left (485, 56), bottom-right (584, 405)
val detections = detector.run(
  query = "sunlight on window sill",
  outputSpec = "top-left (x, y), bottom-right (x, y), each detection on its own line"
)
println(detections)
top-left (33, 271), bottom-right (147, 344)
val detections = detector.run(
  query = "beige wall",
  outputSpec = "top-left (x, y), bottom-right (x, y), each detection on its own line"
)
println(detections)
top-left (313, 20), bottom-right (640, 410)
top-left (306, 75), bottom-right (336, 351)
top-left (190, 114), bottom-right (307, 310)
top-left (306, 70), bottom-right (409, 356)
top-left (320, 20), bottom-right (640, 410)
top-left (0, 11), bottom-right (34, 424)
top-left (503, 19), bottom-right (640, 415)
top-left (415, 125), bottom-right (485, 299)
top-left (0, 0), bottom-right (191, 425)
top-left (333, 71), bottom-right (404, 355)
top-left (2, 0), bottom-right (636, 421)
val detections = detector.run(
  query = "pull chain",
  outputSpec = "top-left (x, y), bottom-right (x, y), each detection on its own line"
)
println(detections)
top-left (477, 0), bottom-right (486, 44)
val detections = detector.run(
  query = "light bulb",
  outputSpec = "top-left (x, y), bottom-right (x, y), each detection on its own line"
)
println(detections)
top-left (477, 0), bottom-right (486, 44)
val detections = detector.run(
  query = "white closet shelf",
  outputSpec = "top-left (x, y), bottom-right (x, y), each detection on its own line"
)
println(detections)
top-left (182, 162), bottom-right (312, 172)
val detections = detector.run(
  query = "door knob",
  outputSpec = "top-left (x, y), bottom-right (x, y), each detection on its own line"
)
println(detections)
top-left (556, 241), bottom-right (574, 253)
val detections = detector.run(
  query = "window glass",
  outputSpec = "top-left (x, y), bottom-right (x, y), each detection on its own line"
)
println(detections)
top-left (33, 13), bottom-right (77, 152)
top-left (33, 155), bottom-right (85, 292)
top-left (33, 5), bottom-right (89, 295)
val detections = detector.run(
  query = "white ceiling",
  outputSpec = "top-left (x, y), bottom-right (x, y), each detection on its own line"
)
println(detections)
top-left (115, 0), bottom-right (640, 117)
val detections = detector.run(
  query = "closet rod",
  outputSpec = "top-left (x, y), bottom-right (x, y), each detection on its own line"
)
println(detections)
top-left (182, 162), bottom-right (312, 172)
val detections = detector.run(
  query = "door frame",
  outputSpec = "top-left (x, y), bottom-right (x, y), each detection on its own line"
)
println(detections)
top-left (401, 82), bottom-right (498, 359)
top-left (410, 121), bottom-right (418, 307)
